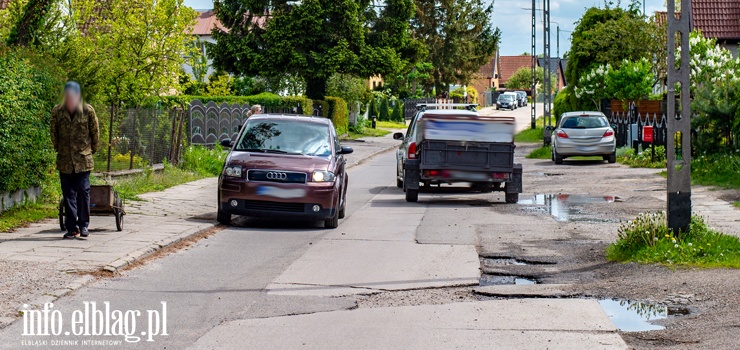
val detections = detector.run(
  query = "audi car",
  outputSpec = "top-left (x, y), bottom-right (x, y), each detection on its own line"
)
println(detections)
top-left (217, 114), bottom-right (353, 228)
top-left (551, 111), bottom-right (616, 164)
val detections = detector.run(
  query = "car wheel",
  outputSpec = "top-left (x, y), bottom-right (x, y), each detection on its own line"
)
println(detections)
top-left (405, 188), bottom-right (419, 202)
top-left (551, 147), bottom-right (555, 161)
top-left (396, 177), bottom-right (403, 188)
top-left (554, 149), bottom-right (564, 165)
top-left (324, 209), bottom-right (339, 228)
top-left (505, 193), bottom-right (519, 204)
top-left (217, 206), bottom-right (232, 225)
top-left (608, 152), bottom-right (617, 164)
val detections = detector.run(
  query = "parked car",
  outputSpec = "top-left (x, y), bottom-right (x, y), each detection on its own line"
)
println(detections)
top-left (550, 111), bottom-right (616, 165)
top-left (515, 91), bottom-right (528, 106)
top-left (502, 92), bottom-right (520, 108)
top-left (217, 115), bottom-right (353, 228)
top-left (394, 104), bottom-right (523, 203)
top-left (497, 94), bottom-right (517, 110)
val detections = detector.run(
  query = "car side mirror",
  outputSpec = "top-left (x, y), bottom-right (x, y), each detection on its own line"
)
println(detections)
top-left (393, 132), bottom-right (404, 140)
top-left (220, 139), bottom-right (234, 148)
top-left (339, 146), bottom-right (354, 155)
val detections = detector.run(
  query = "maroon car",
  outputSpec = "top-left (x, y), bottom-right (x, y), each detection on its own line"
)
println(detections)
top-left (217, 115), bottom-right (353, 228)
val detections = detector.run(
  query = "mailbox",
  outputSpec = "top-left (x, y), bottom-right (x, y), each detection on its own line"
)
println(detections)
top-left (642, 125), bottom-right (654, 143)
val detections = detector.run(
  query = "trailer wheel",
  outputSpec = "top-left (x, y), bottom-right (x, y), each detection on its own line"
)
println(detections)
top-left (505, 193), bottom-right (519, 204)
top-left (396, 178), bottom-right (403, 188)
top-left (405, 189), bottom-right (419, 202)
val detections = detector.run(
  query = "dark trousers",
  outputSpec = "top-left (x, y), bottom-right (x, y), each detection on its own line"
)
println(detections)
top-left (60, 171), bottom-right (91, 232)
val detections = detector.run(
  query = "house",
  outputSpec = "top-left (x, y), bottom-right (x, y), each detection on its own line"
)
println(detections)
top-left (656, 0), bottom-right (740, 56)
top-left (471, 51), bottom-right (501, 98)
top-left (498, 55), bottom-right (534, 89)
top-left (183, 9), bottom-right (228, 81)
top-left (538, 57), bottom-right (566, 91)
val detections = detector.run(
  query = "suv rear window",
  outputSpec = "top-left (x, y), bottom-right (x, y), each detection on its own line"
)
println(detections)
top-left (560, 116), bottom-right (608, 129)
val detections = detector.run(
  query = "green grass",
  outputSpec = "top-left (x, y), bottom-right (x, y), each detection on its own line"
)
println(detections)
top-left (606, 212), bottom-right (740, 268)
top-left (344, 128), bottom-right (391, 140)
top-left (515, 117), bottom-right (545, 143)
top-left (0, 202), bottom-right (58, 232)
top-left (376, 121), bottom-right (407, 129)
top-left (692, 152), bottom-right (740, 189)
top-left (527, 146), bottom-right (551, 159)
top-left (733, 202), bottom-right (740, 208)
top-left (113, 165), bottom-right (205, 201)
top-left (617, 146), bottom-right (667, 169)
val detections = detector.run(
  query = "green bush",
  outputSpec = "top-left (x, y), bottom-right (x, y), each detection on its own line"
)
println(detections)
top-left (313, 99), bottom-right (330, 117)
top-left (449, 86), bottom-right (478, 104)
top-left (617, 145), bottom-right (666, 168)
top-left (181, 145), bottom-right (228, 177)
top-left (379, 97), bottom-right (390, 121)
top-left (392, 101), bottom-right (404, 122)
top-left (553, 86), bottom-right (577, 123)
top-left (163, 93), bottom-right (312, 115)
top-left (326, 96), bottom-right (349, 134)
top-left (692, 151), bottom-right (740, 189)
top-left (607, 212), bottom-right (740, 268)
top-left (0, 47), bottom-right (66, 194)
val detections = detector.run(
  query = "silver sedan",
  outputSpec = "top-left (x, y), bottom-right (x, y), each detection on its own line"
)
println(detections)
top-left (550, 112), bottom-right (616, 164)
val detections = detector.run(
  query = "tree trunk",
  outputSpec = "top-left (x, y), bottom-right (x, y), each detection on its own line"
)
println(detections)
top-left (305, 77), bottom-right (327, 101)
top-left (7, 0), bottom-right (54, 47)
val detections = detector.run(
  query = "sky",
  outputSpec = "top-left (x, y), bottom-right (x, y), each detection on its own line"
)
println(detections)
top-left (184, 0), bottom-right (668, 57)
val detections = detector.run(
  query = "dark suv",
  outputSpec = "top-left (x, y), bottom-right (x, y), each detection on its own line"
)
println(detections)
top-left (217, 115), bottom-right (353, 228)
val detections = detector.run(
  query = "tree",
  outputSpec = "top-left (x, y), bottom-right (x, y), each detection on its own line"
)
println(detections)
top-left (211, 0), bottom-right (418, 100)
top-left (605, 58), bottom-right (653, 102)
top-left (505, 66), bottom-right (556, 93)
top-left (327, 73), bottom-right (371, 105)
top-left (565, 4), bottom-right (660, 109)
top-left (575, 64), bottom-right (611, 110)
top-left (379, 97), bottom-right (390, 121)
top-left (412, 0), bottom-right (500, 94)
top-left (6, 0), bottom-right (54, 46)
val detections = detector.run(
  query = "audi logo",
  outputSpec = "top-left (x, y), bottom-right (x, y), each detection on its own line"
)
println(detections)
top-left (266, 172), bottom-right (288, 180)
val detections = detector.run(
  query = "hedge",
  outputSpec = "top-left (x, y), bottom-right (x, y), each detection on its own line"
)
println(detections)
top-left (325, 96), bottom-right (349, 135)
top-left (163, 93), bottom-right (312, 115)
top-left (0, 47), bottom-right (66, 194)
top-left (312, 100), bottom-right (330, 118)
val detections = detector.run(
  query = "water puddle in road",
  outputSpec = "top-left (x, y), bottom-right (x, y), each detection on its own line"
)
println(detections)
top-left (518, 194), bottom-right (617, 222)
top-left (479, 274), bottom-right (537, 286)
top-left (480, 257), bottom-right (555, 269)
top-left (598, 299), bottom-right (689, 332)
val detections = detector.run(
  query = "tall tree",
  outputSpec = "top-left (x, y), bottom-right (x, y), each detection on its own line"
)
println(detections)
top-left (6, 0), bottom-right (54, 46)
top-left (211, 0), bottom-right (418, 100)
top-left (411, 0), bottom-right (500, 95)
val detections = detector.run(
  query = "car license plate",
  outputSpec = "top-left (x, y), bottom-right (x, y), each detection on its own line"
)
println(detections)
top-left (256, 186), bottom-right (306, 199)
top-left (577, 146), bottom-right (595, 152)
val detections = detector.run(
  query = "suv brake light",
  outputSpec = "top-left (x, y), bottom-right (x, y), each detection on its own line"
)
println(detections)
top-left (603, 129), bottom-right (614, 137)
top-left (556, 131), bottom-right (569, 139)
top-left (408, 142), bottom-right (417, 159)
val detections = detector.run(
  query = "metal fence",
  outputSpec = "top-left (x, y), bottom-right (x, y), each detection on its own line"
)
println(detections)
top-left (608, 111), bottom-right (668, 149)
top-left (401, 98), bottom-right (436, 120)
top-left (98, 106), bottom-right (187, 172)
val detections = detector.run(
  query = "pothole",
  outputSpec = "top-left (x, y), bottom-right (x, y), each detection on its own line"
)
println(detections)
top-left (480, 257), bottom-right (555, 269)
top-left (517, 194), bottom-right (618, 222)
top-left (479, 274), bottom-right (538, 287)
top-left (598, 299), bottom-right (690, 332)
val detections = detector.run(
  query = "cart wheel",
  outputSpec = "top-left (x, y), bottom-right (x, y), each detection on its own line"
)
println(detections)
top-left (114, 196), bottom-right (124, 231)
top-left (59, 198), bottom-right (66, 232)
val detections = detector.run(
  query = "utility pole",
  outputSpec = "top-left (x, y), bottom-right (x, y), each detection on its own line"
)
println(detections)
top-left (666, 0), bottom-right (692, 233)
top-left (542, 0), bottom-right (552, 144)
top-left (530, 0), bottom-right (537, 130)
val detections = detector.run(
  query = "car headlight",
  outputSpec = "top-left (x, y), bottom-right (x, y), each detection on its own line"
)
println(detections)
top-left (312, 170), bottom-right (335, 182)
top-left (224, 166), bottom-right (242, 178)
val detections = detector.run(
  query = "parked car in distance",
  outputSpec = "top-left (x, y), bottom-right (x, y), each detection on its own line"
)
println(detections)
top-left (217, 115), bottom-right (353, 228)
top-left (497, 94), bottom-right (517, 110)
top-left (550, 111), bottom-right (616, 165)
top-left (502, 92), bottom-right (520, 108)
top-left (515, 91), bottom-right (528, 106)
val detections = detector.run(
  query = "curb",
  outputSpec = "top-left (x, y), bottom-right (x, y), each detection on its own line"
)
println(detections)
top-left (346, 142), bottom-right (398, 169)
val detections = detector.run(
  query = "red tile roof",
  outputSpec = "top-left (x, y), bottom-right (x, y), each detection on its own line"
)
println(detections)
top-left (499, 55), bottom-right (533, 84)
top-left (191, 10), bottom-right (228, 35)
top-left (693, 0), bottom-right (740, 40)
top-left (476, 57), bottom-right (497, 79)
top-left (0, 0), bottom-right (12, 10)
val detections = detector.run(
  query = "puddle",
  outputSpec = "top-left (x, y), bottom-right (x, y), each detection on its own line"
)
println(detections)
top-left (518, 194), bottom-right (616, 222)
top-left (480, 257), bottom-right (555, 269)
top-left (597, 299), bottom-right (689, 332)
top-left (479, 274), bottom-right (537, 286)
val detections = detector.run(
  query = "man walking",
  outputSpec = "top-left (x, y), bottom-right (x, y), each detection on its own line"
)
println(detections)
top-left (50, 82), bottom-right (99, 239)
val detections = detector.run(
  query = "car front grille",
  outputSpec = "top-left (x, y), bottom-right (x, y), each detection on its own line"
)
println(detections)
top-left (244, 200), bottom-right (305, 213)
top-left (247, 170), bottom-right (307, 184)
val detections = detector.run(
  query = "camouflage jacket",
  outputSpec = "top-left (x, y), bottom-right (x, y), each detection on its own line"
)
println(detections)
top-left (50, 103), bottom-right (100, 174)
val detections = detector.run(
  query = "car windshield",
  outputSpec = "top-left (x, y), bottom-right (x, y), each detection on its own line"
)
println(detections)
top-left (498, 95), bottom-right (513, 101)
top-left (560, 116), bottom-right (608, 129)
top-left (235, 119), bottom-right (332, 157)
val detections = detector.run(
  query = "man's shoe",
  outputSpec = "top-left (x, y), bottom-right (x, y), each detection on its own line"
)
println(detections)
top-left (63, 231), bottom-right (79, 239)
top-left (79, 227), bottom-right (89, 238)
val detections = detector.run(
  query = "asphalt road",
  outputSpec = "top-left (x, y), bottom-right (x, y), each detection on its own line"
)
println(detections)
top-left (0, 152), bottom-right (398, 349)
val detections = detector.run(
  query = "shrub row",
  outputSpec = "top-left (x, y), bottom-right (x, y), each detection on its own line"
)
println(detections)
top-left (325, 97), bottom-right (349, 135)
top-left (164, 93), bottom-right (312, 115)
top-left (0, 47), bottom-right (66, 194)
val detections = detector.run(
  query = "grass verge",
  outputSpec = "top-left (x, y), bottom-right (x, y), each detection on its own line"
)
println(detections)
top-left (0, 202), bottom-right (58, 232)
top-left (376, 121), bottom-right (407, 129)
top-left (617, 146), bottom-right (666, 168)
top-left (113, 165), bottom-right (206, 201)
top-left (606, 212), bottom-right (740, 268)
top-left (692, 152), bottom-right (740, 189)
top-left (733, 202), bottom-right (740, 208)
top-left (344, 128), bottom-right (391, 140)
top-left (527, 146), bottom-right (551, 159)
top-left (515, 117), bottom-right (544, 143)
